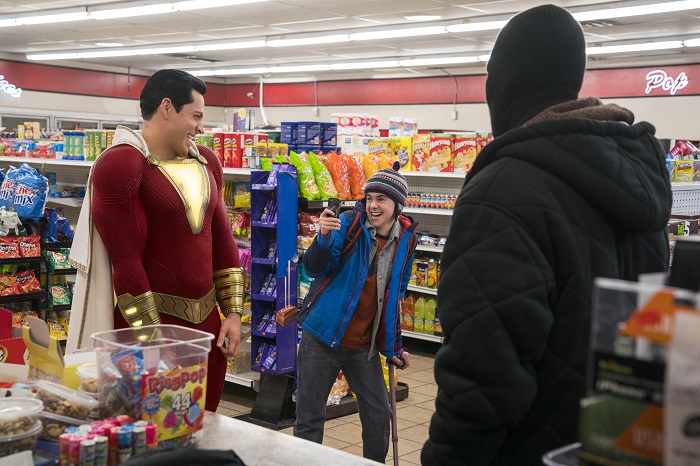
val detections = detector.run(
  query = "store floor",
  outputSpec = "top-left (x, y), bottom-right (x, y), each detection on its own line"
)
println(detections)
top-left (217, 344), bottom-right (438, 465)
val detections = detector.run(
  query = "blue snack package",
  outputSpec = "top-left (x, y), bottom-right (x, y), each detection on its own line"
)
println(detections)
top-left (43, 208), bottom-right (58, 242)
top-left (56, 215), bottom-right (75, 239)
top-left (0, 164), bottom-right (48, 221)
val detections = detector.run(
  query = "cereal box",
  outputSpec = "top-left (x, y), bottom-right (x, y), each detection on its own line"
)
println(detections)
top-left (427, 134), bottom-right (454, 172)
top-left (368, 138), bottom-right (389, 159)
top-left (693, 161), bottom-right (700, 182)
top-left (453, 133), bottom-right (479, 174)
top-left (412, 134), bottom-right (430, 171)
top-left (674, 160), bottom-right (693, 182)
top-left (389, 136), bottom-right (412, 171)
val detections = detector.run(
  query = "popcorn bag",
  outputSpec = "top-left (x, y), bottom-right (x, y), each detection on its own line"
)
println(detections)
top-left (91, 325), bottom-right (213, 446)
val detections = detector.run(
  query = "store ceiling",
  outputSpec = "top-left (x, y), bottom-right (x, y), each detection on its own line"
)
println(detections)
top-left (1, 0), bottom-right (700, 83)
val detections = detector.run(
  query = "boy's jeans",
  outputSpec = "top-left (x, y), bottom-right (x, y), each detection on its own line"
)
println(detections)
top-left (294, 330), bottom-right (391, 462)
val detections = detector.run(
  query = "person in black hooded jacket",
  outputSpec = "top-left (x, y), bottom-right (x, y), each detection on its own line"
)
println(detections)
top-left (421, 5), bottom-right (672, 466)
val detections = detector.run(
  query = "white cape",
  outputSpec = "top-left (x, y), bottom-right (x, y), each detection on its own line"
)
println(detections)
top-left (65, 126), bottom-right (149, 354)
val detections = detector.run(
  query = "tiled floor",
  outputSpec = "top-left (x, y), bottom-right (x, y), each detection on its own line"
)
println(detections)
top-left (217, 346), bottom-right (437, 465)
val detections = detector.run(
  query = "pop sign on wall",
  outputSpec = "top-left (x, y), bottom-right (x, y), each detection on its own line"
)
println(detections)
top-left (645, 70), bottom-right (689, 95)
top-left (0, 75), bottom-right (22, 97)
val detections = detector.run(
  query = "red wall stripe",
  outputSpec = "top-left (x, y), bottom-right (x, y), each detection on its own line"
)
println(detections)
top-left (2, 59), bottom-right (699, 108)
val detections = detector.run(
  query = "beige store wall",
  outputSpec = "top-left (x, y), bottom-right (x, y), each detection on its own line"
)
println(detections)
top-left (2, 89), bottom-right (698, 140)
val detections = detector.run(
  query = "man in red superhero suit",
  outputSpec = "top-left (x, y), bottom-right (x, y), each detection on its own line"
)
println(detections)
top-left (89, 69), bottom-right (243, 412)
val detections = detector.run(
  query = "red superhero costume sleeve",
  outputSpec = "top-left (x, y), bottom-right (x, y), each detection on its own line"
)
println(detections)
top-left (90, 146), bottom-right (151, 298)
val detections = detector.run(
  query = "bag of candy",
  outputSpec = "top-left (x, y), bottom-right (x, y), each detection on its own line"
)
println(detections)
top-left (307, 152), bottom-right (338, 200)
top-left (325, 152), bottom-right (352, 201)
top-left (0, 164), bottom-right (49, 221)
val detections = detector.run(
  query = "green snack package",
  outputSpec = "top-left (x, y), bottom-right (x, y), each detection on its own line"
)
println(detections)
top-left (289, 151), bottom-right (320, 200)
top-left (49, 284), bottom-right (71, 307)
top-left (307, 152), bottom-right (338, 200)
top-left (260, 157), bottom-right (273, 171)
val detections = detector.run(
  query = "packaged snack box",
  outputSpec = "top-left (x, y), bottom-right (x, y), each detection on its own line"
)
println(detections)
top-left (412, 134), bottom-right (430, 171)
top-left (453, 133), bottom-right (479, 174)
top-left (389, 136), bottom-right (412, 171)
top-left (427, 134), bottom-right (454, 172)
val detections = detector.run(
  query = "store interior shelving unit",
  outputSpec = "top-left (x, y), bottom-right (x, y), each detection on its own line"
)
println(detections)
top-left (3, 155), bottom-right (698, 369)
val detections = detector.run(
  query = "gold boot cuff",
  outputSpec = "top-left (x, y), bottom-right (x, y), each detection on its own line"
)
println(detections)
top-left (117, 291), bottom-right (161, 327)
top-left (214, 267), bottom-right (244, 318)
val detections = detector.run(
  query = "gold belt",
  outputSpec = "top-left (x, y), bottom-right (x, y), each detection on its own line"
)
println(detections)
top-left (154, 286), bottom-right (217, 324)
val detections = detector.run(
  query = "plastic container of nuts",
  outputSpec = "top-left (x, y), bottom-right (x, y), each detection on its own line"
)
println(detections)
top-left (0, 420), bottom-right (43, 457)
top-left (38, 411), bottom-right (83, 443)
top-left (0, 398), bottom-right (44, 441)
top-left (35, 380), bottom-right (99, 421)
top-left (77, 362), bottom-right (99, 394)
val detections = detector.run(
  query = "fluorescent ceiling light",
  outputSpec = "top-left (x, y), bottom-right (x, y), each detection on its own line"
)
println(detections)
top-left (133, 45), bottom-right (197, 55)
top-left (90, 4), bottom-right (175, 20)
top-left (175, 0), bottom-right (268, 10)
top-left (405, 15), bottom-right (442, 21)
top-left (447, 20), bottom-right (508, 33)
top-left (195, 40), bottom-right (267, 51)
top-left (27, 52), bottom-right (80, 60)
top-left (268, 34), bottom-right (350, 47)
top-left (19, 11), bottom-right (90, 25)
top-left (95, 42), bottom-right (124, 47)
top-left (350, 26), bottom-right (446, 41)
top-left (0, 19), bottom-right (17, 27)
top-left (213, 67), bottom-right (268, 75)
top-left (586, 40), bottom-right (683, 55)
top-left (329, 60), bottom-right (400, 70)
top-left (399, 56), bottom-right (480, 67)
top-left (478, 54), bottom-right (490, 62)
top-left (79, 50), bottom-right (133, 58)
top-left (573, 0), bottom-right (700, 22)
top-left (268, 64), bottom-right (331, 73)
top-left (685, 38), bottom-right (700, 47)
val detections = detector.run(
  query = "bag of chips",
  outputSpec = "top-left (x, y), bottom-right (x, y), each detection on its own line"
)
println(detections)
top-left (325, 152), bottom-right (352, 201)
top-left (289, 152), bottom-right (320, 200)
top-left (361, 154), bottom-right (379, 180)
top-left (0, 164), bottom-right (49, 221)
top-left (308, 152), bottom-right (338, 200)
top-left (344, 154), bottom-right (366, 200)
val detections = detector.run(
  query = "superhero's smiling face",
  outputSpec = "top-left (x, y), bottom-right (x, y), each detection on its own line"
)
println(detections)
top-left (166, 90), bottom-right (204, 158)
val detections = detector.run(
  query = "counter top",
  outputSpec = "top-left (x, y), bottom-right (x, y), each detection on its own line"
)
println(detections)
top-left (197, 412), bottom-right (382, 466)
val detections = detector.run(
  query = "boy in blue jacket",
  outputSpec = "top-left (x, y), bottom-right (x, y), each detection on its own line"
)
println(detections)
top-left (294, 167), bottom-right (418, 462)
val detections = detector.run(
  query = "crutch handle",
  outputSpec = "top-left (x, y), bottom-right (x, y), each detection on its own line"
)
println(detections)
top-left (388, 354), bottom-right (406, 369)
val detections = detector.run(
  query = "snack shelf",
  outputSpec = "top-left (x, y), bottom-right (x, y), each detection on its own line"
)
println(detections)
top-left (299, 199), bottom-right (357, 210)
top-left (402, 171), bottom-right (466, 179)
top-left (48, 304), bottom-right (71, 312)
top-left (252, 221), bottom-right (277, 228)
top-left (252, 258), bottom-right (276, 265)
top-left (403, 207), bottom-right (454, 216)
top-left (0, 290), bottom-right (45, 304)
top-left (407, 284), bottom-right (438, 295)
top-left (0, 256), bottom-right (45, 264)
top-left (46, 197), bottom-right (83, 208)
top-left (41, 239), bottom-right (73, 251)
top-left (225, 371), bottom-right (260, 390)
top-left (252, 293), bottom-right (276, 302)
top-left (415, 245), bottom-right (444, 253)
top-left (252, 329), bottom-right (277, 338)
top-left (403, 330), bottom-right (443, 343)
top-left (46, 268), bottom-right (77, 275)
top-left (223, 168), bottom-right (252, 176)
top-left (0, 156), bottom-right (93, 167)
top-left (251, 183), bottom-right (276, 191)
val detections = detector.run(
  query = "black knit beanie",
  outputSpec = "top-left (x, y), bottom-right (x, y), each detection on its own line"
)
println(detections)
top-left (486, 4), bottom-right (586, 137)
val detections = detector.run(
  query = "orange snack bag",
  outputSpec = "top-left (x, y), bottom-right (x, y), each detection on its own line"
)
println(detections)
top-left (377, 155), bottom-right (391, 170)
top-left (361, 154), bottom-right (379, 180)
top-left (325, 152), bottom-right (352, 200)
top-left (344, 154), bottom-right (366, 200)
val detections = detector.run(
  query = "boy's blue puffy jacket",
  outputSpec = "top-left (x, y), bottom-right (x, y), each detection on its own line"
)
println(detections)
top-left (300, 204), bottom-right (418, 358)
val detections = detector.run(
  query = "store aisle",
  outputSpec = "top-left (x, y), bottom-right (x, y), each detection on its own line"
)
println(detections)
top-left (217, 348), bottom-right (437, 466)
